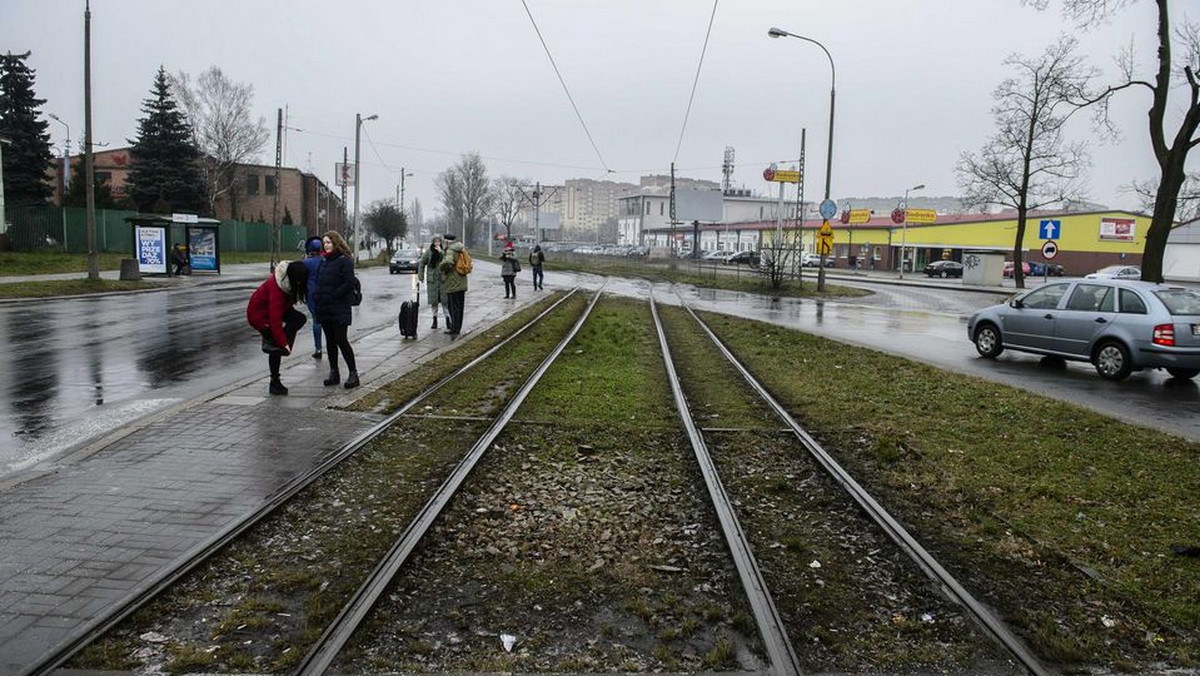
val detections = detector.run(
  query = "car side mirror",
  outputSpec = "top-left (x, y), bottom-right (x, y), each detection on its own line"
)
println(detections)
top-left (1010, 298), bottom-right (1025, 309)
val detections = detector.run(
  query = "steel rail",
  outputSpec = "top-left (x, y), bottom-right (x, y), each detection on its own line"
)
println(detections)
top-left (680, 301), bottom-right (1052, 676)
top-left (24, 289), bottom-right (581, 676)
top-left (649, 294), bottom-right (804, 676)
top-left (295, 285), bottom-right (606, 675)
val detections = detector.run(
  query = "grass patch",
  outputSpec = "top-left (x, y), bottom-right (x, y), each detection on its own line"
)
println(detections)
top-left (0, 277), bottom-right (166, 298)
top-left (540, 255), bottom-right (870, 300)
top-left (696, 308), bottom-right (1200, 666)
top-left (0, 251), bottom-right (128, 275)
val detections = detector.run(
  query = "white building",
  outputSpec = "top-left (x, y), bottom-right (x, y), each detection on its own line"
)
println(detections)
top-left (1165, 218), bottom-right (1200, 282)
top-left (617, 186), bottom-right (786, 251)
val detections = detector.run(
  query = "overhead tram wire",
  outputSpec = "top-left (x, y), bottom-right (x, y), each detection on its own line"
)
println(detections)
top-left (361, 124), bottom-right (396, 174)
top-left (519, 0), bottom-right (612, 173)
top-left (672, 0), bottom-right (720, 164)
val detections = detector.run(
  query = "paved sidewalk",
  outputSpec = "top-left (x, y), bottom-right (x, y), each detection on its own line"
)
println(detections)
top-left (0, 279), bottom-right (540, 675)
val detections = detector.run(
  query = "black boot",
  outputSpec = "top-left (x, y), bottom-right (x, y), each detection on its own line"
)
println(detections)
top-left (343, 371), bottom-right (360, 389)
top-left (432, 315), bottom-right (438, 329)
top-left (323, 369), bottom-right (340, 386)
top-left (269, 377), bottom-right (288, 396)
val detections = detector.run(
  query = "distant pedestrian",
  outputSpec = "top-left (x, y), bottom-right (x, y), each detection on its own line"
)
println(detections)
top-left (314, 231), bottom-right (360, 389)
top-left (171, 243), bottom-right (190, 276)
top-left (302, 237), bottom-right (324, 359)
top-left (439, 233), bottom-right (469, 337)
top-left (418, 235), bottom-right (448, 330)
top-left (500, 246), bottom-right (518, 299)
top-left (529, 244), bottom-right (545, 290)
top-left (246, 260), bottom-right (309, 396)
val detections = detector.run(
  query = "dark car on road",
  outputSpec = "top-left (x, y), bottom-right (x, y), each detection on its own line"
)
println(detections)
top-left (924, 260), bottom-right (963, 278)
top-left (389, 248), bottom-right (421, 274)
top-left (726, 251), bottom-right (761, 267)
top-left (967, 279), bottom-right (1200, 381)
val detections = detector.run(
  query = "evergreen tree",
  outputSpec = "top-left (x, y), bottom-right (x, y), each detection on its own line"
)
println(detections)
top-left (0, 51), bottom-right (54, 206)
top-left (126, 67), bottom-right (205, 214)
top-left (63, 153), bottom-right (118, 209)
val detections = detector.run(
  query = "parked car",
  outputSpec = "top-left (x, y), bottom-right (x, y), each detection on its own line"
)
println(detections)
top-left (924, 260), bottom-right (964, 278)
top-left (702, 250), bottom-right (731, 261)
top-left (389, 248), bottom-right (421, 274)
top-left (1086, 265), bottom-right (1141, 280)
top-left (726, 250), bottom-right (761, 267)
top-left (801, 252), bottom-right (835, 267)
top-left (1002, 261), bottom-right (1031, 278)
top-left (967, 279), bottom-right (1200, 381)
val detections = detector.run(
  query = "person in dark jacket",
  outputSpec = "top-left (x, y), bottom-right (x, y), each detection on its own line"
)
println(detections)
top-left (500, 246), bottom-right (518, 299)
top-left (313, 230), bottom-right (360, 389)
top-left (529, 244), bottom-right (545, 290)
top-left (302, 237), bottom-right (324, 359)
top-left (246, 260), bottom-right (309, 395)
top-left (438, 233), bottom-right (469, 337)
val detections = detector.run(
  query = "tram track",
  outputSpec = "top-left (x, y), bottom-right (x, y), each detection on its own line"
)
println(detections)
top-left (32, 289), bottom-right (586, 676)
top-left (655, 288), bottom-right (1050, 675)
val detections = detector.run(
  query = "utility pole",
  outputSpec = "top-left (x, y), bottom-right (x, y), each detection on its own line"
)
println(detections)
top-left (669, 162), bottom-right (677, 262)
top-left (517, 182), bottom-right (558, 246)
top-left (340, 147), bottom-right (348, 231)
top-left (83, 0), bottom-right (98, 280)
top-left (271, 108), bottom-right (282, 268)
top-left (353, 113), bottom-right (378, 260)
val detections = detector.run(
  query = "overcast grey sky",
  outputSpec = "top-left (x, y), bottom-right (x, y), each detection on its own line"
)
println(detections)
top-left (3, 0), bottom-right (1192, 219)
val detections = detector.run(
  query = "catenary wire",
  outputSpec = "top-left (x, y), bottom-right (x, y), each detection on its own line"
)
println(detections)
top-left (672, 0), bottom-right (720, 164)
top-left (519, 0), bottom-right (611, 172)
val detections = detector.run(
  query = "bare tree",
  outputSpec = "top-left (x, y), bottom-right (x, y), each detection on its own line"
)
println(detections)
top-left (436, 152), bottom-right (493, 244)
top-left (410, 197), bottom-right (424, 234)
top-left (492, 176), bottom-right (524, 241)
top-left (171, 66), bottom-right (269, 217)
top-left (1129, 173), bottom-right (1200, 223)
top-left (958, 38), bottom-right (1094, 288)
top-left (1027, 0), bottom-right (1200, 281)
top-left (363, 198), bottom-right (407, 255)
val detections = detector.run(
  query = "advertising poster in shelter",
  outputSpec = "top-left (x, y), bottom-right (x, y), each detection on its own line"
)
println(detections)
top-left (188, 228), bottom-right (218, 272)
top-left (135, 226), bottom-right (167, 274)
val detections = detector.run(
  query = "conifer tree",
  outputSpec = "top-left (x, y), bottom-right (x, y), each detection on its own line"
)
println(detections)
top-left (0, 51), bottom-right (54, 207)
top-left (126, 67), bottom-right (205, 214)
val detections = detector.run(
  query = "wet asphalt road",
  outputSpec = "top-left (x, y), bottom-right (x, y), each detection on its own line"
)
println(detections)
top-left (1, 266), bottom-right (1196, 479)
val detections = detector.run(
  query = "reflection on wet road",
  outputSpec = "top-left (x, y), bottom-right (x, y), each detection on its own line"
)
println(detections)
top-left (0, 270), bottom-right (411, 476)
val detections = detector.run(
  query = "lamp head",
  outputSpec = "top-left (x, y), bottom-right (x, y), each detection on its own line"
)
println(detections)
top-left (767, 27), bottom-right (788, 38)
top-left (911, 184), bottom-right (925, 191)
top-left (365, 114), bottom-right (379, 122)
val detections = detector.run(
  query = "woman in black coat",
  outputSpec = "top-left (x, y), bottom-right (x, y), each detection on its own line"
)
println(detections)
top-left (313, 230), bottom-right (360, 389)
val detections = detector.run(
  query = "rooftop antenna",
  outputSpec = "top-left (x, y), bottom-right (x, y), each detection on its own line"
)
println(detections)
top-left (721, 145), bottom-right (735, 194)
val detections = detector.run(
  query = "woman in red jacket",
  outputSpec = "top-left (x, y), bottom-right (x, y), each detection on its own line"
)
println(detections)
top-left (246, 260), bottom-right (309, 395)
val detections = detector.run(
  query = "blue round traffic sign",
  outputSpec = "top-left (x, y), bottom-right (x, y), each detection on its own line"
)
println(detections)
top-left (819, 199), bottom-right (837, 220)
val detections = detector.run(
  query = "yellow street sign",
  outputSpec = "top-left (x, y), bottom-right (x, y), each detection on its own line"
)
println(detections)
top-left (763, 168), bottom-right (802, 183)
top-left (906, 208), bottom-right (937, 224)
top-left (848, 209), bottom-right (872, 224)
top-left (818, 220), bottom-right (834, 237)
top-left (816, 238), bottom-right (833, 256)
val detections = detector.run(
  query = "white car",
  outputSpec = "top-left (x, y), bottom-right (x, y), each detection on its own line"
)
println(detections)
top-left (1086, 265), bottom-right (1141, 280)
top-left (801, 252), bottom-right (835, 268)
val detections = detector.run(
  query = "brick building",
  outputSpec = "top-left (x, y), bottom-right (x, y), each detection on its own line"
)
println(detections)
top-left (46, 150), bottom-right (345, 235)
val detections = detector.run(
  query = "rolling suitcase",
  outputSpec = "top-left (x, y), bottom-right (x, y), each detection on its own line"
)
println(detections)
top-left (398, 282), bottom-right (420, 339)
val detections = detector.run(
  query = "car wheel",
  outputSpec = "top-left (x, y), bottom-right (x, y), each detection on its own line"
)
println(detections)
top-left (1166, 367), bottom-right (1200, 380)
top-left (974, 324), bottom-right (1003, 358)
top-left (939, 271), bottom-right (948, 278)
top-left (1093, 341), bottom-right (1132, 381)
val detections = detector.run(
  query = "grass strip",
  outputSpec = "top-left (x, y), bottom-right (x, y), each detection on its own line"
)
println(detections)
top-left (0, 278), bottom-right (166, 298)
top-left (338, 297), bottom-right (764, 673)
top-left (697, 308), bottom-right (1200, 668)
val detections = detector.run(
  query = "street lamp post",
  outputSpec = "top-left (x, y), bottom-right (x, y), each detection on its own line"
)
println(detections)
top-left (353, 113), bottom-right (378, 261)
top-left (769, 26), bottom-right (835, 290)
top-left (899, 183), bottom-right (925, 279)
top-left (48, 114), bottom-right (70, 197)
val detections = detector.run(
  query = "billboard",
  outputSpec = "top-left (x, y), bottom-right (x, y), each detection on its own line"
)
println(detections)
top-left (675, 189), bottom-right (723, 223)
top-left (1099, 217), bottom-right (1135, 241)
top-left (135, 226), bottom-right (167, 274)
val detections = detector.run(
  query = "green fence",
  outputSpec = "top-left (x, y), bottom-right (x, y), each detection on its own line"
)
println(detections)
top-left (2, 206), bottom-right (306, 254)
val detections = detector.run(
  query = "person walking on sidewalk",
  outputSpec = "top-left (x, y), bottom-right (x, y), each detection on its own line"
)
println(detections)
top-left (314, 231), bottom-right (360, 389)
top-left (246, 260), bottom-right (309, 396)
top-left (418, 235), bottom-right (448, 330)
top-left (529, 244), bottom-right (545, 290)
top-left (302, 237), bottom-right (324, 359)
top-left (500, 245), bottom-right (519, 299)
top-left (439, 233), bottom-right (469, 337)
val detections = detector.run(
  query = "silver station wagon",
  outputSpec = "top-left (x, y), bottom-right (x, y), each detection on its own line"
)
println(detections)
top-left (967, 280), bottom-right (1200, 381)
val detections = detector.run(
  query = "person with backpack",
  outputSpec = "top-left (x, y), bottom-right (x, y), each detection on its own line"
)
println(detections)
top-left (500, 244), bottom-right (519, 299)
top-left (529, 244), bottom-right (545, 290)
top-left (417, 235), bottom-right (449, 330)
top-left (302, 237), bottom-right (324, 359)
top-left (314, 230), bottom-right (360, 389)
top-left (246, 260), bottom-right (309, 396)
top-left (439, 233), bottom-right (469, 337)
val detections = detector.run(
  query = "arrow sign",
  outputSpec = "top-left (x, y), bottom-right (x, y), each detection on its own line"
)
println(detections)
top-left (1039, 219), bottom-right (1061, 240)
